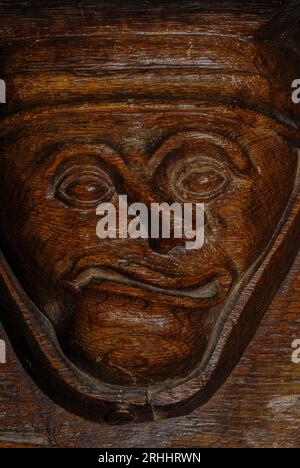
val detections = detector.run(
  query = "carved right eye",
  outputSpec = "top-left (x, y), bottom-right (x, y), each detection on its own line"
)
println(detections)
top-left (54, 166), bottom-right (115, 208)
top-left (151, 131), bottom-right (250, 204)
top-left (176, 164), bottom-right (229, 201)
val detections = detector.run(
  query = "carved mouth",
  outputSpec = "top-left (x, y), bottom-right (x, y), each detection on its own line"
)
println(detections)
top-left (64, 266), bottom-right (221, 300)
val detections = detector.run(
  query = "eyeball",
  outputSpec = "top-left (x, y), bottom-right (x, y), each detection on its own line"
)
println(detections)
top-left (175, 163), bottom-right (229, 201)
top-left (151, 131), bottom-right (243, 204)
top-left (54, 166), bottom-right (115, 208)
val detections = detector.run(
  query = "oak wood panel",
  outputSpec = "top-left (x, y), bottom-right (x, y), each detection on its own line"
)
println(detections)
top-left (1, 0), bottom-right (300, 446)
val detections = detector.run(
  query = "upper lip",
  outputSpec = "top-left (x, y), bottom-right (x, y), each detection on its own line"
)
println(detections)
top-left (64, 266), bottom-right (220, 300)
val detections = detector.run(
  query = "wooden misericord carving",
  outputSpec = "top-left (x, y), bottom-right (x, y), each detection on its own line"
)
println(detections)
top-left (0, 1), bottom-right (300, 425)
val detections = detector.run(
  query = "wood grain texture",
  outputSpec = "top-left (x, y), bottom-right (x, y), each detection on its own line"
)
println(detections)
top-left (0, 252), bottom-right (299, 448)
top-left (0, 0), bottom-right (300, 444)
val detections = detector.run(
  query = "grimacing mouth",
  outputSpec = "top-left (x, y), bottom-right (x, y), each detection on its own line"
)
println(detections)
top-left (63, 265), bottom-right (232, 304)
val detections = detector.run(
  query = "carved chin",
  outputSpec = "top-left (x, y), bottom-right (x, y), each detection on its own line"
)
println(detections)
top-left (56, 264), bottom-right (232, 386)
top-left (61, 290), bottom-right (221, 386)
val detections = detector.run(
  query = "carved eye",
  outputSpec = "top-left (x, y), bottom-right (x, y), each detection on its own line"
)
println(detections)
top-left (178, 166), bottom-right (228, 200)
top-left (54, 166), bottom-right (115, 208)
top-left (151, 131), bottom-right (243, 204)
top-left (172, 160), bottom-right (229, 202)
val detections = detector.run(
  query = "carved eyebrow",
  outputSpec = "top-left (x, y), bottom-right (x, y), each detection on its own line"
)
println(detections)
top-left (1, 99), bottom-right (299, 142)
top-left (148, 130), bottom-right (255, 173)
top-left (38, 141), bottom-right (127, 175)
top-left (1, 104), bottom-right (299, 176)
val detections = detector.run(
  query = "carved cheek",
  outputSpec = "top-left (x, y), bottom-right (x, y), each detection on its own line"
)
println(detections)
top-left (211, 153), bottom-right (297, 273)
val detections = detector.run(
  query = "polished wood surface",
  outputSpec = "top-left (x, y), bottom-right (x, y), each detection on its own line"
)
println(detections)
top-left (0, 252), bottom-right (299, 447)
top-left (0, 0), bottom-right (300, 445)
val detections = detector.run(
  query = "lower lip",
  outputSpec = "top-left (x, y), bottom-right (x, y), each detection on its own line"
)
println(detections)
top-left (65, 267), bottom-right (220, 305)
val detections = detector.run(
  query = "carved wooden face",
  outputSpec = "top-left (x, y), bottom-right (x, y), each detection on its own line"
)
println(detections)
top-left (1, 104), bottom-right (297, 383)
top-left (0, 4), bottom-right (300, 422)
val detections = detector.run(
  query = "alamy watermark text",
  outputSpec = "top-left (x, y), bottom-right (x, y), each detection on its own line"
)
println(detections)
top-left (96, 195), bottom-right (205, 250)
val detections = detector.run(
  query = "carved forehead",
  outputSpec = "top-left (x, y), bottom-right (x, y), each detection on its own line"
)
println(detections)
top-left (1, 2), bottom-right (299, 128)
top-left (0, 104), bottom-right (297, 181)
top-left (1, 39), bottom-right (299, 133)
top-left (1, 1), bottom-right (299, 160)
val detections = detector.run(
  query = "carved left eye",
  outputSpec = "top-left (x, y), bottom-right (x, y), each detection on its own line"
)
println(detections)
top-left (54, 167), bottom-right (115, 208)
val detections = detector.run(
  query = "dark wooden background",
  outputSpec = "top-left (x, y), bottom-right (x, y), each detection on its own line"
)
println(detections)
top-left (0, 252), bottom-right (299, 448)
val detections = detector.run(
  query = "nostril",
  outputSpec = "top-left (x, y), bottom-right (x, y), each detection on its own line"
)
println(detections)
top-left (148, 237), bottom-right (187, 255)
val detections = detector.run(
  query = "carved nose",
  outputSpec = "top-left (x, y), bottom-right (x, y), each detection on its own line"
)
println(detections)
top-left (147, 210), bottom-right (206, 254)
top-left (148, 237), bottom-right (187, 254)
